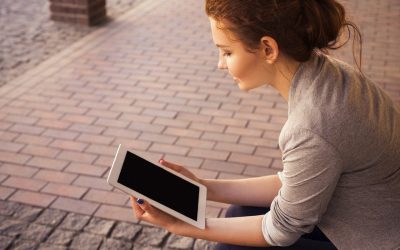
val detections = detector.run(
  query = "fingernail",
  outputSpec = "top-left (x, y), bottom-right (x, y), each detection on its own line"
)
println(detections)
top-left (159, 159), bottom-right (163, 164)
top-left (136, 198), bottom-right (144, 205)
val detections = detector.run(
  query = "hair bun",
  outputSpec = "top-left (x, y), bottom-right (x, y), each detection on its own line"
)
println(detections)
top-left (301, 0), bottom-right (345, 50)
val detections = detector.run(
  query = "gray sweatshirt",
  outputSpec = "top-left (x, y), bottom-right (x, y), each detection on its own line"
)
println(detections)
top-left (262, 52), bottom-right (400, 249)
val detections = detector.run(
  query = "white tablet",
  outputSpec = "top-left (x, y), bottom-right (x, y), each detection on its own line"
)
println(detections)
top-left (107, 144), bottom-right (207, 229)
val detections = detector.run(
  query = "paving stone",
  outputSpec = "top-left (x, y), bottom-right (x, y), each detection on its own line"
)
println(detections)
top-left (193, 239), bottom-right (217, 250)
top-left (0, 200), bottom-right (22, 216)
top-left (9, 238), bottom-right (39, 250)
top-left (59, 213), bottom-right (91, 231)
top-left (20, 223), bottom-right (53, 242)
top-left (111, 221), bottom-right (142, 241)
top-left (135, 227), bottom-right (170, 247)
top-left (11, 204), bottom-right (43, 222)
top-left (133, 245), bottom-right (162, 250)
top-left (99, 238), bottom-right (133, 250)
top-left (35, 208), bottom-right (67, 226)
top-left (84, 217), bottom-right (115, 236)
top-left (46, 228), bottom-right (76, 246)
top-left (166, 234), bottom-right (195, 249)
top-left (70, 232), bottom-right (103, 250)
top-left (38, 244), bottom-right (67, 250)
top-left (0, 235), bottom-right (14, 249)
top-left (0, 219), bottom-right (28, 237)
top-left (0, 215), bottom-right (6, 224)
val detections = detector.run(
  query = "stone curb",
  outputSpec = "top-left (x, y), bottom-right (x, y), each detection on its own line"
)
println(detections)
top-left (0, 200), bottom-right (216, 250)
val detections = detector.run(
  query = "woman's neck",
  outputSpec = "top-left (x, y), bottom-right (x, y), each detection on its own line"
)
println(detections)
top-left (269, 57), bottom-right (301, 102)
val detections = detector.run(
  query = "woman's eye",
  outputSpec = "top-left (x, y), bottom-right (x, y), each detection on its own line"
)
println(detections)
top-left (223, 52), bottom-right (231, 57)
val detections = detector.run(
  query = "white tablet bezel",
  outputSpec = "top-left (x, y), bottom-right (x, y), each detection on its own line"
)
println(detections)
top-left (107, 144), bottom-right (207, 229)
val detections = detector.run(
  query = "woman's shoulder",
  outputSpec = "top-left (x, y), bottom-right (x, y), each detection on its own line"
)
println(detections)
top-left (289, 51), bottom-right (387, 122)
top-left (285, 52), bottom-right (400, 164)
top-left (287, 53), bottom-right (357, 134)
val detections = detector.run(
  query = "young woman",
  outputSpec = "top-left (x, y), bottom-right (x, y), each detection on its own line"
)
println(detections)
top-left (131, 0), bottom-right (400, 249)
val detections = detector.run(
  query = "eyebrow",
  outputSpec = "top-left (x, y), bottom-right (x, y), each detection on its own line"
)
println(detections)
top-left (216, 44), bottom-right (230, 48)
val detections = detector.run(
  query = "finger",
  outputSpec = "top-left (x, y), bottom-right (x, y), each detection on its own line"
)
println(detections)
top-left (130, 197), bottom-right (145, 219)
top-left (136, 198), bottom-right (153, 214)
top-left (159, 159), bottom-right (181, 172)
top-left (131, 197), bottom-right (142, 212)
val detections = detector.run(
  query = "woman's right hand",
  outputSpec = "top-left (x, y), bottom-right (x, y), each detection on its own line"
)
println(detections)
top-left (159, 159), bottom-right (202, 184)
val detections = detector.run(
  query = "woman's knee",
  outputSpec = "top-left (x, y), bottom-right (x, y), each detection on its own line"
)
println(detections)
top-left (224, 205), bottom-right (269, 218)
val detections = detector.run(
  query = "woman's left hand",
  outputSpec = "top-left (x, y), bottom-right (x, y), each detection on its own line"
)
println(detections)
top-left (130, 196), bottom-right (181, 232)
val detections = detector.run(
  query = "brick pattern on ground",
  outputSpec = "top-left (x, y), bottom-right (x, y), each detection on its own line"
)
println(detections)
top-left (0, 200), bottom-right (216, 249)
top-left (0, 0), bottom-right (399, 248)
top-left (0, 0), bottom-right (148, 87)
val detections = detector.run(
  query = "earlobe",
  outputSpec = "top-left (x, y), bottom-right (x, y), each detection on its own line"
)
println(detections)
top-left (261, 36), bottom-right (279, 64)
top-left (264, 45), bottom-right (273, 58)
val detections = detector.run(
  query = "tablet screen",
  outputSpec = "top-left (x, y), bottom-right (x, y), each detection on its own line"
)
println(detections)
top-left (117, 151), bottom-right (199, 220)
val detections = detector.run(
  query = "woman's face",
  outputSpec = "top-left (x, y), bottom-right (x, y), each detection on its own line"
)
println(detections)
top-left (209, 18), bottom-right (270, 91)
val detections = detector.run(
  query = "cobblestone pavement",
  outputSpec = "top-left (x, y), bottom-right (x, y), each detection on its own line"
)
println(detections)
top-left (0, 0), bottom-right (147, 87)
top-left (0, 200), bottom-right (215, 249)
top-left (0, 0), bottom-right (399, 249)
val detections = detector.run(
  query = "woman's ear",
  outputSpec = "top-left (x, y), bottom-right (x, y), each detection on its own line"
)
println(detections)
top-left (260, 36), bottom-right (279, 64)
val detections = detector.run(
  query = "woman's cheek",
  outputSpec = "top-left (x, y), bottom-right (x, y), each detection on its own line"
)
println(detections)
top-left (227, 58), bottom-right (241, 78)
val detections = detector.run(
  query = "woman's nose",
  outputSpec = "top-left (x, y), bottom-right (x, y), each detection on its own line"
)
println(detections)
top-left (218, 58), bottom-right (227, 70)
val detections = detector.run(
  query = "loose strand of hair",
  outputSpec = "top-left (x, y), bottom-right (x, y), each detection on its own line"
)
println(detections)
top-left (324, 21), bottom-right (363, 76)
top-left (349, 22), bottom-right (363, 76)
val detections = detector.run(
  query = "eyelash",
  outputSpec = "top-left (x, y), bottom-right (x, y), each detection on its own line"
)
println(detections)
top-left (223, 52), bottom-right (231, 57)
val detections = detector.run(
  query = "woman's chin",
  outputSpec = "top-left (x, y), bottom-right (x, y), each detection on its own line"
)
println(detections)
top-left (237, 81), bottom-right (267, 91)
top-left (237, 82), bottom-right (253, 92)
top-left (237, 84), bottom-right (248, 91)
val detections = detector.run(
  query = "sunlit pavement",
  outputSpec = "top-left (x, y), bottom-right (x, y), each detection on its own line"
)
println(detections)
top-left (0, 0), bottom-right (399, 249)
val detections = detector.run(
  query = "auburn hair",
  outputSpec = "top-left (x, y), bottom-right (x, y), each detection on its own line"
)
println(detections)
top-left (205, 0), bottom-right (362, 69)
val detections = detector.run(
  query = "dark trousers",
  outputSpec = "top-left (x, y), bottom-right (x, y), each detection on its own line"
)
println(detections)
top-left (215, 205), bottom-right (337, 250)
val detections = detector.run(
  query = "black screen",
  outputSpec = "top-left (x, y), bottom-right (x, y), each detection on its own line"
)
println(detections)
top-left (117, 151), bottom-right (199, 220)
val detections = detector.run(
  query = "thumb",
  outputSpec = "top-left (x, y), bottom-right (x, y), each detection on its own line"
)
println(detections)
top-left (136, 198), bottom-right (152, 212)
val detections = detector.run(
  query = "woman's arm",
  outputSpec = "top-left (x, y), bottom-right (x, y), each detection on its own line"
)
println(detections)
top-left (133, 197), bottom-right (270, 247)
top-left (202, 175), bottom-right (281, 207)
top-left (133, 160), bottom-right (280, 246)
top-left (175, 215), bottom-right (270, 247)
top-left (160, 159), bottom-right (282, 207)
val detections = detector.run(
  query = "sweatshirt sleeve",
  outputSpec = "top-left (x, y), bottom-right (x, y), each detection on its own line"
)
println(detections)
top-left (262, 129), bottom-right (343, 246)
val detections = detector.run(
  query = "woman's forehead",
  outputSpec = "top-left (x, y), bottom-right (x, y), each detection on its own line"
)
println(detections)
top-left (209, 17), bottom-right (239, 46)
